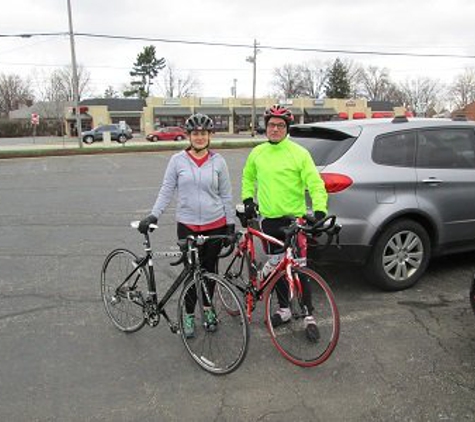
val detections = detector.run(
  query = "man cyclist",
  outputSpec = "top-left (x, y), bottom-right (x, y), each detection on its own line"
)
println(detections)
top-left (241, 104), bottom-right (328, 341)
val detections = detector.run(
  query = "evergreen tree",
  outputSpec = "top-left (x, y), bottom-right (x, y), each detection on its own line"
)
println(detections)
top-left (325, 58), bottom-right (351, 98)
top-left (124, 46), bottom-right (166, 98)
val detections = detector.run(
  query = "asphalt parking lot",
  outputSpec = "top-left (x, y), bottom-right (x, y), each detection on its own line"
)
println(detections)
top-left (0, 149), bottom-right (474, 421)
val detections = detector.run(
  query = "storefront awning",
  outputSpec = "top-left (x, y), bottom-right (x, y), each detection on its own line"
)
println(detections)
top-left (195, 107), bottom-right (232, 116)
top-left (304, 107), bottom-right (337, 116)
top-left (154, 107), bottom-right (192, 116)
top-left (288, 107), bottom-right (303, 116)
top-left (66, 113), bottom-right (92, 121)
top-left (352, 112), bottom-right (367, 119)
top-left (109, 111), bottom-right (143, 118)
top-left (372, 111), bottom-right (394, 118)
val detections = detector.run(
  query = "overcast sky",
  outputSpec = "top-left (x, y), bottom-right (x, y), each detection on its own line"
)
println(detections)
top-left (1, 0), bottom-right (475, 99)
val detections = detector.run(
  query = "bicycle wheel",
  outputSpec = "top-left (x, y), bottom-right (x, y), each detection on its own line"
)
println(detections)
top-left (265, 266), bottom-right (339, 367)
top-left (218, 250), bottom-right (253, 316)
top-left (178, 273), bottom-right (249, 375)
top-left (101, 248), bottom-right (148, 333)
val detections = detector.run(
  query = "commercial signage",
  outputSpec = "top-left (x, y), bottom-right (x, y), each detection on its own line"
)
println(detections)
top-left (200, 97), bottom-right (223, 105)
top-left (31, 113), bottom-right (40, 125)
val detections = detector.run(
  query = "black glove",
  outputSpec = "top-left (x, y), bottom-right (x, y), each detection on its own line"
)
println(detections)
top-left (243, 198), bottom-right (258, 219)
top-left (138, 214), bottom-right (158, 234)
top-left (307, 211), bottom-right (326, 230)
top-left (314, 211), bottom-right (326, 222)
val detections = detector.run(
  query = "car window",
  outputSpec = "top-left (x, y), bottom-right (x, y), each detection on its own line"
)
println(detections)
top-left (416, 128), bottom-right (475, 169)
top-left (373, 131), bottom-right (416, 167)
top-left (291, 127), bottom-right (357, 166)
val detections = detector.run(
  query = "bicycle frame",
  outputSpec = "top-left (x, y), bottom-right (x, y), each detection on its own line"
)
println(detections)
top-left (115, 231), bottom-right (210, 332)
top-left (230, 222), bottom-right (304, 321)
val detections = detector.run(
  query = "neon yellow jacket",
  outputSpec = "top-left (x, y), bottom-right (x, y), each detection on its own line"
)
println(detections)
top-left (242, 136), bottom-right (328, 218)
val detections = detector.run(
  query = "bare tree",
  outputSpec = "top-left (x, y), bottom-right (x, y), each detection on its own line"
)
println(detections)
top-left (449, 67), bottom-right (475, 110)
top-left (33, 65), bottom-right (92, 102)
top-left (0, 73), bottom-right (34, 116)
top-left (272, 63), bottom-right (305, 99)
top-left (396, 77), bottom-right (443, 116)
top-left (160, 63), bottom-right (200, 97)
top-left (360, 66), bottom-right (393, 100)
top-left (297, 60), bottom-right (328, 98)
top-left (103, 86), bottom-right (119, 98)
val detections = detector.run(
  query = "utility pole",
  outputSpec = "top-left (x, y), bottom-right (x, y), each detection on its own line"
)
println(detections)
top-left (67, 0), bottom-right (82, 148)
top-left (246, 39), bottom-right (259, 137)
top-left (232, 78), bottom-right (237, 98)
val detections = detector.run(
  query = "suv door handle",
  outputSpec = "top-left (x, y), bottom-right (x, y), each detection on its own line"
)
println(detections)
top-left (422, 178), bottom-right (443, 184)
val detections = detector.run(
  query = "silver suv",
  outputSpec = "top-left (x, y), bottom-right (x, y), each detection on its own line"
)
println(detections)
top-left (290, 117), bottom-right (475, 291)
top-left (82, 124), bottom-right (133, 144)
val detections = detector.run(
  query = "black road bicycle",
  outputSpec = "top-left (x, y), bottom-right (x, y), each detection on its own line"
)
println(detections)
top-left (100, 222), bottom-right (249, 375)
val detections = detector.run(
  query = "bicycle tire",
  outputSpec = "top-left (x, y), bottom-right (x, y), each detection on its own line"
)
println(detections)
top-left (265, 266), bottom-right (339, 367)
top-left (178, 273), bottom-right (249, 375)
top-left (101, 248), bottom-right (147, 333)
top-left (218, 250), bottom-right (253, 316)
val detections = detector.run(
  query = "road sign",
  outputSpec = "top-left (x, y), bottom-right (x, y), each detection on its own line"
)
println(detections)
top-left (31, 113), bottom-right (40, 125)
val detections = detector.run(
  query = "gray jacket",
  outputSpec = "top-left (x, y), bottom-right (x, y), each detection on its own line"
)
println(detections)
top-left (151, 150), bottom-right (234, 225)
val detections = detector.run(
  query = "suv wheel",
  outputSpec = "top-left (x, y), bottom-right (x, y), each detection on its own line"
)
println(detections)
top-left (175, 135), bottom-right (184, 141)
top-left (364, 219), bottom-right (431, 291)
top-left (117, 134), bottom-right (127, 144)
top-left (83, 135), bottom-right (94, 144)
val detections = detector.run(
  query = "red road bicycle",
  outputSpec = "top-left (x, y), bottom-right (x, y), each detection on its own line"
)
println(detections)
top-left (218, 208), bottom-right (341, 367)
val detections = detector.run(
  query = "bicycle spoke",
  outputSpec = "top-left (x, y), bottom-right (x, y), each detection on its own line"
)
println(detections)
top-left (178, 274), bottom-right (249, 375)
top-left (101, 249), bottom-right (147, 333)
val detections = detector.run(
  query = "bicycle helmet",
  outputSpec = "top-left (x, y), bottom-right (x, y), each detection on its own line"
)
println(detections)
top-left (185, 113), bottom-right (214, 133)
top-left (264, 104), bottom-right (294, 127)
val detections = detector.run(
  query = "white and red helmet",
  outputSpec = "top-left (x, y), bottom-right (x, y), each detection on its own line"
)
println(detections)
top-left (264, 104), bottom-right (294, 126)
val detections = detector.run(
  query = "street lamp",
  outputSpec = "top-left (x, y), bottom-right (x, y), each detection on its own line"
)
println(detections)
top-left (246, 39), bottom-right (259, 137)
top-left (66, 0), bottom-right (82, 148)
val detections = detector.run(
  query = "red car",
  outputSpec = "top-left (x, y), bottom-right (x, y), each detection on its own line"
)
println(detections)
top-left (146, 126), bottom-right (187, 141)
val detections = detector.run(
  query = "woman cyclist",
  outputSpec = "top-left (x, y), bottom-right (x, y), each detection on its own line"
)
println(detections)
top-left (138, 113), bottom-right (235, 338)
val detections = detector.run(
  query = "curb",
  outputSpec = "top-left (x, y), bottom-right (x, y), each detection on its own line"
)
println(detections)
top-left (0, 139), bottom-right (265, 159)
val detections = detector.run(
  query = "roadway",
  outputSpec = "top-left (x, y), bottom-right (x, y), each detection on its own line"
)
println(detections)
top-left (0, 149), bottom-right (474, 421)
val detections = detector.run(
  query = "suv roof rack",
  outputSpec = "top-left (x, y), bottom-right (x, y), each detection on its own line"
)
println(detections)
top-left (452, 115), bottom-right (468, 121)
top-left (392, 116), bottom-right (409, 124)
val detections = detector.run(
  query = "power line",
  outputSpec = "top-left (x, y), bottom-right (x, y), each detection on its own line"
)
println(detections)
top-left (1, 31), bottom-right (475, 60)
top-left (0, 32), bottom-right (68, 38)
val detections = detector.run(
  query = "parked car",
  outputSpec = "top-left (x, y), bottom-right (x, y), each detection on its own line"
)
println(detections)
top-left (290, 116), bottom-right (475, 291)
top-left (146, 126), bottom-right (187, 142)
top-left (82, 124), bottom-right (133, 144)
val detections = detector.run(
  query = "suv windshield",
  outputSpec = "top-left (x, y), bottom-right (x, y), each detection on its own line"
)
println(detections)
top-left (290, 126), bottom-right (357, 166)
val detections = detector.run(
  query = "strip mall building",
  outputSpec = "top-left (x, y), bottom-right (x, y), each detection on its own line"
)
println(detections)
top-left (65, 96), bottom-right (409, 136)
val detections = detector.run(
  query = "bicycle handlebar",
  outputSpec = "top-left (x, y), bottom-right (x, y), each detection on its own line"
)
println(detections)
top-left (282, 214), bottom-right (341, 250)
